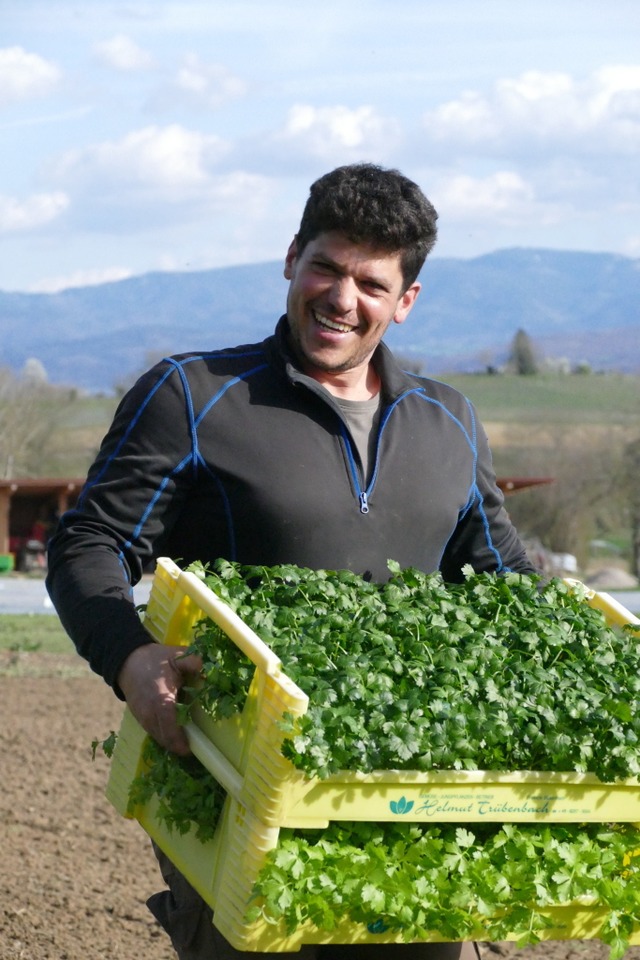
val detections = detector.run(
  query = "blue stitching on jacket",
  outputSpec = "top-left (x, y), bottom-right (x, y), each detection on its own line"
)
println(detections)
top-left (77, 364), bottom-right (176, 507)
top-left (423, 391), bottom-right (504, 571)
top-left (194, 364), bottom-right (269, 426)
top-left (164, 357), bottom-right (200, 471)
top-left (416, 390), bottom-right (476, 453)
top-left (172, 348), bottom-right (265, 366)
top-left (456, 396), bottom-right (478, 519)
top-left (81, 350), bottom-right (267, 505)
top-left (195, 452), bottom-right (237, 561)
top-left (367, 388), bottom-right (423, 494)
top-left (468, 481), bottom-right (505, 571)
top-left (123, 357), bottom-right (268, 554)
top-left (125, 456), bottom-right (190, 546)
top-left (340, 388), bottom-right (425, 503)
top-left (391, 388), bottom-right (505, 571)
top-left (339, 421), bottom-right (362, 495)
top-left (116, 550), bottom-right (135, 598)
top-left (455, 395), bottom-right (505, 569)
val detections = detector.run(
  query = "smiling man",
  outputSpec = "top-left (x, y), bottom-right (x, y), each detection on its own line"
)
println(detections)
top-left (284, 231), bottom-right (420, 395)
top-left (47, 163), bottom-right (536, 960)
top-left (284, 165), bottom-right (430, 397)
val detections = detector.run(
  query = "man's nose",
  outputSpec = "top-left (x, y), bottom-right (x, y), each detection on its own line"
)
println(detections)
top-left (327, 276), bottom-right (357, 313)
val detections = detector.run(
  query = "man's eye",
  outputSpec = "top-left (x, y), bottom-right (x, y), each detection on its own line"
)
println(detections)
top-left (312, 260), bottom-right (336, 274)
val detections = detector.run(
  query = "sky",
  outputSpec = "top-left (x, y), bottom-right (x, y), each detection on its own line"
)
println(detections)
top-left (2, 0), bottom-right (640, 293)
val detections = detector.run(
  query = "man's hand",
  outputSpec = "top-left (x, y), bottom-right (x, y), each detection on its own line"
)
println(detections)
top-left (117, 643), bottom-right (203, 755)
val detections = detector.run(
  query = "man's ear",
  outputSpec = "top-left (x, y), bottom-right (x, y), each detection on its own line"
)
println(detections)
top-left (393, 282), bottom-right (421, 326)
top-left (284, 237), bottom-right (298, 279)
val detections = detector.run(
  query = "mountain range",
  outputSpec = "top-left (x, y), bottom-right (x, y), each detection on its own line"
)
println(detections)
top-left (2, 247), bottom-right (639, 393)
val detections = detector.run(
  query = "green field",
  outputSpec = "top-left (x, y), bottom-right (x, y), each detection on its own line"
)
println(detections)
top-left (0, 613), bottom-right (85, 677)
top-left (442, 372), bottom-right (640, 424)
top-left (0, 613), bottom-right (70, 652)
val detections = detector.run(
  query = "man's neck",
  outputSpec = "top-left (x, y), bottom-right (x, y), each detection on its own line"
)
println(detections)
top-left (304, 362), bottom-right (381, 401)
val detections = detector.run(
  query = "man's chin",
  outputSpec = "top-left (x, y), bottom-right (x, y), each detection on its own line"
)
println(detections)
top-left (287, 328), bottom-right (364, 375)
top-left (303, 353), bottom-right (359, 375)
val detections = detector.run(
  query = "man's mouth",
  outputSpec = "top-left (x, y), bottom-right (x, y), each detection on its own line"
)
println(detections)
top-left (313, 311), bottom-right (354, 334)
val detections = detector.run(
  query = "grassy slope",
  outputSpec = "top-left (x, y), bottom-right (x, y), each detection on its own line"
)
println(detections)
top-left (0, 614), bottom-right (73, 653)
top-left (441, 373), bottom-right (639, 424)
top-left (0, 613), bottom-right (87, 678)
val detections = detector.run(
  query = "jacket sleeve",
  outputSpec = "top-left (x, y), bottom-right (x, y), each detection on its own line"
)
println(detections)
top-left (439, 417), bottom-right (538, 582)
top-left (46, 361), bottom-right (195, 692)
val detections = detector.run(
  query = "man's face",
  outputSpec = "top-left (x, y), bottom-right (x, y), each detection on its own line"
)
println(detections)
top-left (284, 231), bottom-right (420, 383)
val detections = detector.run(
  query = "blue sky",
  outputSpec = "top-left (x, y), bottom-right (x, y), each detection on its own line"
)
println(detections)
top-left (2, 0), bottom-right (639, 292)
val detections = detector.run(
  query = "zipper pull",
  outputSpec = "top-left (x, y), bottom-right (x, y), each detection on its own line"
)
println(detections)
top-left (359, 491), bottom-right (369, 514)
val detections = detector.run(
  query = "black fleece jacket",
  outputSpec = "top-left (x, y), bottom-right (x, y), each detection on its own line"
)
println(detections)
top-left (46, 317), bottom-right (534, 691)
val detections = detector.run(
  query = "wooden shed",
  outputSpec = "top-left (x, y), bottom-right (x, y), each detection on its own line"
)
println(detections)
top-left (0, 478), bottom-right (82, 569)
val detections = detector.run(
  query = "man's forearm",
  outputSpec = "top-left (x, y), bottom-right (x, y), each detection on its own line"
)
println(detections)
top-left (46, 532), bottom-right (152, 692)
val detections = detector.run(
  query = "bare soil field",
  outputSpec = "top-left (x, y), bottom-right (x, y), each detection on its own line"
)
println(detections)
top-left (1, 656), bottom-right (639, 960)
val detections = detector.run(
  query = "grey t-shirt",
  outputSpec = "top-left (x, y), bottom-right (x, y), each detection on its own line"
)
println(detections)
top-left (335, 393), bottom-right (382, 484)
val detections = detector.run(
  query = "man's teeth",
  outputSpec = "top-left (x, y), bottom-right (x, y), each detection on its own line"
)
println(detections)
top-left (314, 313), bottom-right (353, 333)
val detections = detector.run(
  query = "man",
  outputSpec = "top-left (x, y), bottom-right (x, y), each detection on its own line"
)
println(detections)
top-left (47, 163), bottom-right (535, 959)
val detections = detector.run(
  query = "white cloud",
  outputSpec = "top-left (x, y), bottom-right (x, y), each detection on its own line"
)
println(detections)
top-left (53, 124), bottom-right (229, 191)
top-left (279, 104), bottom-right (399, 158)
top-left (48, 124), bottom-right (273, 231)
top-left (0, 46), bottom-right (60, 107)
top-left (247, 103), bottom-right (402, 173)
top-left (161, 54), bottom-right (246, 110)
top-left (145, 55), bottom-right (246, 115)
top-left (30, 266), bottom-right (134, 293)
top-left (622, 235), bottom-right (640, 258)
top-left (93, 34), bottom-right (154, 72)
top-left (433, 171), bottom-right (545, 225)
top-left (423, 66), bottom-right (640, 154)
top-left (592, 64), bottom-right (640, 110)
top-left (0, 192), bottom-right (69, 233)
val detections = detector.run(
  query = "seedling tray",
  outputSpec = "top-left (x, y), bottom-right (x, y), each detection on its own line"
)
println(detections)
top-left (109, 557), bottom-right (640, 829)
top-left (105, 557), bottom-right (640, 951)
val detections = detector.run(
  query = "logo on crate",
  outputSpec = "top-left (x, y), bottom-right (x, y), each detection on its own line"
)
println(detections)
top-left (389, 795), bottom-right (414, 815)
top-left (367, 919), bottom-right (389, 934)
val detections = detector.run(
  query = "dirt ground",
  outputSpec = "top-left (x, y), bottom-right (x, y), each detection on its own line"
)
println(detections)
top-left (2, 652), bottom-right (639, 960)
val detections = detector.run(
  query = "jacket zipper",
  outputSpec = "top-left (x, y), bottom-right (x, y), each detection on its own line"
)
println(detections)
top-left (344, 388), bottom-right (424, 515)
top-left (343, 433), bottom-right (376, 515)
top-left (297, 372), bottom-right (423, 516)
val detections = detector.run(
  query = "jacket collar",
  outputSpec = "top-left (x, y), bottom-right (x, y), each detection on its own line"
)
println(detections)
top-left (267, 315), bottom-right (417, 404)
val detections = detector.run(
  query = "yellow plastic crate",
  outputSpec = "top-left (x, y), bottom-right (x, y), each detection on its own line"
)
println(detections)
top-left (107, 704), bottom-right (640, 952)
top-left (105, 557), bottom-right (640, 952)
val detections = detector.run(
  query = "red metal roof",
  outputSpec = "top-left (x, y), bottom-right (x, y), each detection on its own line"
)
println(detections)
top-left (0, 478), bottom-right (83, 495)
top-left (497, 477), bottom-right (554, 494)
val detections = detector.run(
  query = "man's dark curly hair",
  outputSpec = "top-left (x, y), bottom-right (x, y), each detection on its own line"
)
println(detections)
top-left (295, 163), bottom-right (438, 289)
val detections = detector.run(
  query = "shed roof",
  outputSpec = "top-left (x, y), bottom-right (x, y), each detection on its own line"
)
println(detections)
top-left (0, 478), bottom-right (84, 496)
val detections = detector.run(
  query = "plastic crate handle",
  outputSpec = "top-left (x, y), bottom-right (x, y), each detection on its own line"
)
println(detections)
top-left (183, 719), bottom-right (244, 798)
top-left (159, 558), bottom-right (285, 677)
top-left (564, 577), bottom-right (640, 628)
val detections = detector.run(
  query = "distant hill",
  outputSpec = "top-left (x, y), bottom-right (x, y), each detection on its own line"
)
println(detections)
top-left (1, 248), bottom-right (638, 392)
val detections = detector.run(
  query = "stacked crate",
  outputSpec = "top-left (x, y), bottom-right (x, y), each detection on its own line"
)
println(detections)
top-left (106, 557), bottom-right (640, 952)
